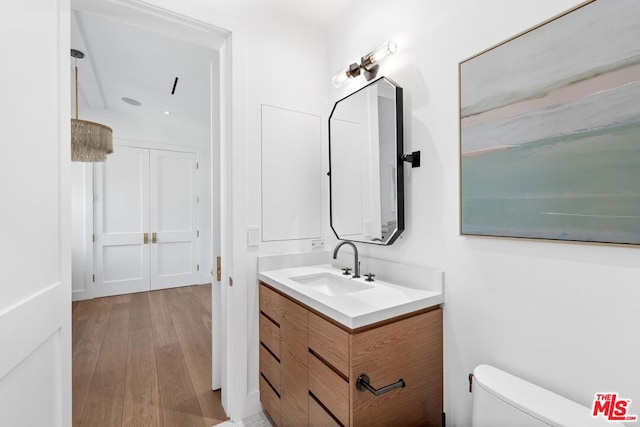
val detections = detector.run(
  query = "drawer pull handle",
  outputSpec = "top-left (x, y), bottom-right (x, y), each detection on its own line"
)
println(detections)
top-left (356, 374), bottom-right (405, 396)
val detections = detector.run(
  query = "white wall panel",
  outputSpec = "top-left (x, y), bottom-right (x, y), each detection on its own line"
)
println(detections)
top-left (261, 105), bottom-right (322, 242)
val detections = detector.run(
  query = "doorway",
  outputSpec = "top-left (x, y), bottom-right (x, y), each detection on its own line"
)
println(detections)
top-left (69, 0), bottom-right (230, 422)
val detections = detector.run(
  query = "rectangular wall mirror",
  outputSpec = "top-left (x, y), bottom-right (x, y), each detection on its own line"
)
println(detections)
top-left (329, 77), bottom-right (404, 245)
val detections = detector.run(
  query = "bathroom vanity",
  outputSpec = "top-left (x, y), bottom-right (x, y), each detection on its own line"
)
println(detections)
top-left (256, 71), bottom-right (442, 426)
top-left (258, 263), bottom-right (443, 426)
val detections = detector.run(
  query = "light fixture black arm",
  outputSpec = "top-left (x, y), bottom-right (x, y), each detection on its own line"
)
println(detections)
top-left (402, 151), bottom-right (421, 168)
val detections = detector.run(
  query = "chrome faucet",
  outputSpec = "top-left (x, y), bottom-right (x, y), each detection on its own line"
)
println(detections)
top-left (333, 241), bottom-right (360, 278)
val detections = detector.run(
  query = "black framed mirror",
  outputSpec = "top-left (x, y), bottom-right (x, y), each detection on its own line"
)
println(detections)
top-left (329, 77), bottom-right (404, 245)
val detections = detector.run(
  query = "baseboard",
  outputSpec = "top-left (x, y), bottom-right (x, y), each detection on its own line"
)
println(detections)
top-left (242, 390), bottom-right (262, 419)
top-left (71, 288), bottom-right (93, 301)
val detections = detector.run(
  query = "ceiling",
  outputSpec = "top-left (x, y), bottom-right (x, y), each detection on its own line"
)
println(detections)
top-left (70, 1), bottom-right (352, 142)
top-left (198, 0), bottom-right (353, 27)
top-left (71, 8), bottom-right (217, 141)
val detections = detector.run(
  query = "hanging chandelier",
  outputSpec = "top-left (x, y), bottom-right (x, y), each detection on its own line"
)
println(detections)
top-left (71, 49), bottom-right (113, 162)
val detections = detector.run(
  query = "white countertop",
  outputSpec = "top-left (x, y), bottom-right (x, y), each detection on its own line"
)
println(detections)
top-left (258, 264), bottom-right (443, 329)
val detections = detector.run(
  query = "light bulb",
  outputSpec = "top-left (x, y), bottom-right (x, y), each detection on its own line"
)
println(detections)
top-left (332, 68), bottom-right (351, 88)
top-left (368, 41), bottom-right (397, 64)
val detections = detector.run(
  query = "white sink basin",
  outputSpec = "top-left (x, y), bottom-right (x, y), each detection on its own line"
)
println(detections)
top-left (289, 272), bottom-right (373, 296)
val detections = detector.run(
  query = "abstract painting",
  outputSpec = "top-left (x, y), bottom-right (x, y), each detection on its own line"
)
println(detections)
top-left (459, 0), bottom-right (640, 245)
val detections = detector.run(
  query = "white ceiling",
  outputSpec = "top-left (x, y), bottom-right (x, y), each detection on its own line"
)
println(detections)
top-left (70, 0), bottom-right (352, 141)
top-left (198, 0), bottom-right (353, 27)
top-left (71, 9), bottom-right (217, 140)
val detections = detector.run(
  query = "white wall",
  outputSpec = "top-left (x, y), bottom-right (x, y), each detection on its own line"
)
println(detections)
top-left (243, 12), bottom-right (329, 408)
top-left (328, 0), bottom-right (640, 425)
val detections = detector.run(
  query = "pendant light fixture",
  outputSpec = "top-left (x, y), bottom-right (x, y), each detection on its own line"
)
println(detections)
top-left (71, 49), bottom-right (113, 162)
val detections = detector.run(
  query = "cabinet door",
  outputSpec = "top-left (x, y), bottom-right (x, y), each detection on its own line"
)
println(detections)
top-left (94, 146), bottom-right (150, 297)
top-left (149, 150), bottom-right (199, 290)
top-left (280, 298), bottom-right (308, 426)
top-left (350, 308), bottom-right (443, 427)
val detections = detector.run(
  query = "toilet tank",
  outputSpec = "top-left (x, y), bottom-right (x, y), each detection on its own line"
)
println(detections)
top-left (471, 365), bottom-right (622, 427)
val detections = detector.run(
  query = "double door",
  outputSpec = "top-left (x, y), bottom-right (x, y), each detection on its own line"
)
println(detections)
top-left (94, 146), bottom-right (199, 297)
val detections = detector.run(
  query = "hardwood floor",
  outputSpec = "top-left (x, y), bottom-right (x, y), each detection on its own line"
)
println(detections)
top-left (72, 285), bottom-right (227, 427)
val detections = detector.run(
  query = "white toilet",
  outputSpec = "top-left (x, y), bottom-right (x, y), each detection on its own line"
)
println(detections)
top-left (471, 364), bottom-right (624, 427)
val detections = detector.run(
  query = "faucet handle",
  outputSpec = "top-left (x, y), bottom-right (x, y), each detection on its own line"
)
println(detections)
top-left (342, 267), bottom-right (352, 275)
top-left (365, 273), bottom-right (375, 282)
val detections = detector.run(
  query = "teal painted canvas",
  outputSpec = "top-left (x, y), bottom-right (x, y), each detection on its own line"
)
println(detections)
top-left (459, 0), bottom-right (640, 244)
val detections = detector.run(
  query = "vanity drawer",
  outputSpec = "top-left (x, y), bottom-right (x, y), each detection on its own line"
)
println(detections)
top-left (260, 343), bottom-right (281, 393)
top-left (308, 353), bottom-right (349, 426)
top-left (260, 374), bottom-right (281, 426)
top-left (259, 313), bottom-right (280, 359)
top-left (308, 312), bottom-right (349, 377)
top-left (259, 283), bottom-right (281, 324)
top-left (309, 394), bottom-right (342, 427)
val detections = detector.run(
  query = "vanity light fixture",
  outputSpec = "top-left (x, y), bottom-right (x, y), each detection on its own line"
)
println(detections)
top-left (332, 41), bottom-right (397, 87)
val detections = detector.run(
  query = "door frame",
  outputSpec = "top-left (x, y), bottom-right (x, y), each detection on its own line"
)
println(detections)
top-left (66, 0), bottom-right (252, 422)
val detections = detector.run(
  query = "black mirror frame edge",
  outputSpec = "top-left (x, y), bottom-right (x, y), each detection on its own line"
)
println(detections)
top-left (328, 76), bottom-right (405, 246)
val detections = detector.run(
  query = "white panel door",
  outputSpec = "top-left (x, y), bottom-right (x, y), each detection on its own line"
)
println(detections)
top-left (94, 146), bottom-right (151, 297)
top-left (150, 150), bottom-right (199, 290)
top-left (0, 0), bottom-right (71, 425)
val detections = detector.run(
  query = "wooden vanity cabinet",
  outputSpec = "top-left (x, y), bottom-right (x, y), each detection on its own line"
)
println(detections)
top-left (259, 282), bottom-right (443, 427)
top-left (259, 285), bottom-right (282, 425)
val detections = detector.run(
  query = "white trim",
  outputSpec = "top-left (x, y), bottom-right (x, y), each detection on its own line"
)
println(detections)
top-left (72, 163), bottom-right (95, 302)
top-left (58, 1), bottom-right (73, 423)
top-left (84, 164), bottom-right (94, 298)
top-left (242, 390), bottom-right (262, 419)
top-left (114, 137), bottom-right (207, 153)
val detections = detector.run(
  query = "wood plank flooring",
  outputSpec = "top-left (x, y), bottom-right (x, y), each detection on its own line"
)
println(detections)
top-left (72, 285), bottom-right (227, 427)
